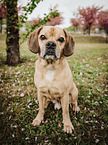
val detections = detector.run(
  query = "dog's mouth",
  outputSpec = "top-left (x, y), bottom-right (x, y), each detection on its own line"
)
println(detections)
top-left (43, 51), bottom-right (57, 60)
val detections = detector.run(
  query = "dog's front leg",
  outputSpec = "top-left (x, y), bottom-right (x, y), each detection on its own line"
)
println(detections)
top-left (61, 93), bottom-right (74, 133)
top-left (32, 91), bottom-right (45, 126)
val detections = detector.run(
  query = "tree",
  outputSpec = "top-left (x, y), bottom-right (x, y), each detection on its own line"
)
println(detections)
top-left (5, 0), bottom-right (20, 65)
top-left (4, 0), bottom-right (42, 65)
top-left (78, 5), bottom-right (102, 35)
top-left (71, 18), bottom-right (80, 32)
top-left (0, 6), bottom-right (2, 32)
top-left (98, 11), bottom-right (108, 42)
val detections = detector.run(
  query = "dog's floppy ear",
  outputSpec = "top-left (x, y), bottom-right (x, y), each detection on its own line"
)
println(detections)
top-left (63, 29), bottom-right (75, 57)
top-left (28, 26), bottom-right (43, 53)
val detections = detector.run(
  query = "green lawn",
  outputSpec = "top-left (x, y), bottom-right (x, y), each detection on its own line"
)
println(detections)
top-left (0, 33), bottom-right (108, 144)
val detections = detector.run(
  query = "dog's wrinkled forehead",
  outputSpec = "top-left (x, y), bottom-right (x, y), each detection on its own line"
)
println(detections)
top-left (39, 26), bottom-right (65, 39)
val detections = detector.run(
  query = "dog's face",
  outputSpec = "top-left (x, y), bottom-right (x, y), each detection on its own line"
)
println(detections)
top-left (28, 26), bottom-right (75, 60)
top-left (38, 26), bottom-right (66, 60)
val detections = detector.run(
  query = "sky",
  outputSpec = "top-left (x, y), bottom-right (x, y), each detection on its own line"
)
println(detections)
top-left (18, 0), bottom-right (108, 28)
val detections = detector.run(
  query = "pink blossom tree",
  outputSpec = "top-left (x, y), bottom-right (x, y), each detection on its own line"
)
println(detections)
top-left (48, 16), bottom-right (63, 26)
top-left (98, 11), bottom-right (108, 42)
top-left (78, 5), bottom-right (102, 35)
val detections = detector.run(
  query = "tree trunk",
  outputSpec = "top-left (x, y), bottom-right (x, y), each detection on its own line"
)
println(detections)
top-left (6, 0), bottom-right (20, 65)
top-left (88, 23), bottom-right (92, 35)
top-left (105, 30), bottom-right (108, 43)
top-left (0, 18), bottom-right (2, 33)
top-left (106, 35), bottom-right (108, 43)
top-left (0, 7), bottom-right (2, 33)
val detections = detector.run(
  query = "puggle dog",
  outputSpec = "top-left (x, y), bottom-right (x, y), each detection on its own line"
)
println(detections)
top-left (28, 26), bottom-right (80, 133)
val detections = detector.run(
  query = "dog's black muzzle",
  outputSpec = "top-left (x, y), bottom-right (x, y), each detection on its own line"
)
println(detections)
top-left (45, 41), bottom-right (56, 56)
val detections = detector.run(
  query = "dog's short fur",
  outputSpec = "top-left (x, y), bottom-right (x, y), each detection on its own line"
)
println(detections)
top-left (28, 26), bottom-right (80, 133)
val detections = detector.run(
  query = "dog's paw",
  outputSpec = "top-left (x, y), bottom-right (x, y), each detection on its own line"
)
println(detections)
top-left (64, 123), bottom-right (74, 134)
top-left (32, 118), bottom-right (41, 126)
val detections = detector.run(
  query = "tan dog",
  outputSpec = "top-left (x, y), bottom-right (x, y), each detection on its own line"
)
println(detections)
top-left (28, 26), bottom-right (80, 133)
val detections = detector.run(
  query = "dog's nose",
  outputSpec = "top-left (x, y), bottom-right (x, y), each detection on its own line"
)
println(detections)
top-left (46, 41), bottom-right (56, 49)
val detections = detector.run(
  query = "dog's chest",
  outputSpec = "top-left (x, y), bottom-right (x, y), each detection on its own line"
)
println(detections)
top-left (45, 70), bottom-right (55, 82)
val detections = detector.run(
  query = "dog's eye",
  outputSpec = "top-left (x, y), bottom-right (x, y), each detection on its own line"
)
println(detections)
top-left (40, 35), bottom-right (47, 40)
top-left (58, 37), bottom-right (64, 43)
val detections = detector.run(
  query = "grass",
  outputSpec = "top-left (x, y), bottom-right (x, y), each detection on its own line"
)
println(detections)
top-left (0, 33), bottom-right (108, 145)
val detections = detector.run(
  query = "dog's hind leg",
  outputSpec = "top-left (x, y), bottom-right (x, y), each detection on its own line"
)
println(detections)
top-left (70, 82), bottom-right (80, 112)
